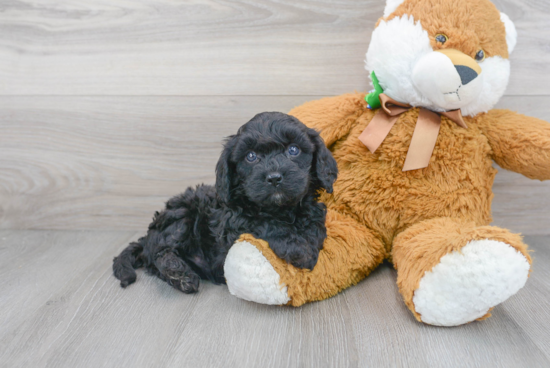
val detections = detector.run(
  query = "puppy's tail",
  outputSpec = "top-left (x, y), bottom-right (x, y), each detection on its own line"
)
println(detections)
top-left (113, 239), bottom-right (144, 288)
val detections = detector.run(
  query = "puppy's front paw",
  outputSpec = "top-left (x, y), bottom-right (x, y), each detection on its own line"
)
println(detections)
top-left (285, 248), bottom-right (319, 270)
top-left (269, 239), bottom-right (320, 270)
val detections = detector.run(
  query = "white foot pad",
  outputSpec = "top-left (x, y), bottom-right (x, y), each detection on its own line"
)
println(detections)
top-left (413, 239), bottom-right (530, 326)
top-left (224, 240), bottom-right (290, 305)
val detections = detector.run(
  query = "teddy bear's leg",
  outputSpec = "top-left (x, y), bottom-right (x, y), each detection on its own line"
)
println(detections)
top-left (392, 217), bottom-right (532, 326)
top-left (224, 209), bottom-right (386, 306)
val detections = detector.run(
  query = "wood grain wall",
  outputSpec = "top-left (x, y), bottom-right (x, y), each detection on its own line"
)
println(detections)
top-left (1, 0), bottom-right (550, 232)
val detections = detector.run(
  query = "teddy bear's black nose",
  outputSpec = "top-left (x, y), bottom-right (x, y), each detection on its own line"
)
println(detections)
top-left (455, 65), bottom-right (478, 85)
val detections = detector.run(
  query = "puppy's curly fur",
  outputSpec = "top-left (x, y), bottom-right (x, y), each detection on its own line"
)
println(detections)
top-left (113, 112), bottom-right (338, 293)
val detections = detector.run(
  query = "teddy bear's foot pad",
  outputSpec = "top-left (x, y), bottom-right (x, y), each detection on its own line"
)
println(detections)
top-left (224, 240), bottom-right (290, 305)
top-left (413, 239), bottom-right (530, 326)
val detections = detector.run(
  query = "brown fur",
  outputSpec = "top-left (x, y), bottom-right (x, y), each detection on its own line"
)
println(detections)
top-left (232, 1), bottom-right (548, 322)
top-left (239, 207), bottom-right (386, 306)
top-left (479, 109), bottom-right (550, 180)
top-left (239, 90), bottom-right (545, 315)
top-left (383, 0), bottom-right (509, 59)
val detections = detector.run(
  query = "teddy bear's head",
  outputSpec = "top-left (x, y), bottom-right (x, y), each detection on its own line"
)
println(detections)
top-left (366, 0), bottom-right (516, 117)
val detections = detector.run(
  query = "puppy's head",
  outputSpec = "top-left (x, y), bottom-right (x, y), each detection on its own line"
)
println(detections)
top-left (215, 112), bottom-right (337, 207)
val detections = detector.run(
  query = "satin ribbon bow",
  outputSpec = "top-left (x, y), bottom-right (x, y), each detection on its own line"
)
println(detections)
top-left (358, 93), bottom-right (468, 171)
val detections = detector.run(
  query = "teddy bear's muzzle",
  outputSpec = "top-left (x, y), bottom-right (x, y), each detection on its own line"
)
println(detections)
top-left (412, 48), bottom-right (483, 112)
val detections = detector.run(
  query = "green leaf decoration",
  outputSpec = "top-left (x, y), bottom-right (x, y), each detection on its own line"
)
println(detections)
top-left (365, 71), bottom-right (384, 109)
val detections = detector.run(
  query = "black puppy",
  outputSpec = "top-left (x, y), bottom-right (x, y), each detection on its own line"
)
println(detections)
top-left (113, 112), bottom-right (338, 293)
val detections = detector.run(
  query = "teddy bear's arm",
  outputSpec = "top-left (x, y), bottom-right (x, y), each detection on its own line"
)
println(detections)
top-left (289, 93), bottom-right (367, 146)
top-left (478, 109), bottom-right (550, 180)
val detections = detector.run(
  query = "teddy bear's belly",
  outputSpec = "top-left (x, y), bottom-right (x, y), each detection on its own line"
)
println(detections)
top-left (325, 110), bottom-right (497, 245)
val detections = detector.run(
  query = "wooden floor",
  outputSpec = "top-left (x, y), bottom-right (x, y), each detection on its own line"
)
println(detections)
top-left (2, 0), bottom-right (550, 367)
top-left (0, 231), bottom-right (549, 368)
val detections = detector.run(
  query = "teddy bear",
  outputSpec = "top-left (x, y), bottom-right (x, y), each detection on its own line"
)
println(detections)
top-left (222, 0), bottom-right (550, 326)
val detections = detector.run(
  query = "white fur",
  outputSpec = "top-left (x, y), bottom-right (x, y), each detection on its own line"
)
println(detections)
top-left (384, 0), bottom-right (406, 18)
top-left (366, 15), bottom-right (434, 108)
top-left (412, 51), bottom-right (483, 111)
top-left (366, 15), bottom-right (512, 117)
top-left (224, 240), bottom-right (290, 305)
top-left (413, 239), bottom-right (530, 326)
top-left (500, 12), bottom-right (517, 54)
top-left (460, 56), bottom-right (510, 116)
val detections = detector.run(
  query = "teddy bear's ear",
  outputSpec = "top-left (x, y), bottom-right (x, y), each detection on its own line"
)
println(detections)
top-left (500, 12), bottom-right (517, 54)
top-left (384, 0), bottom-right (406, 18)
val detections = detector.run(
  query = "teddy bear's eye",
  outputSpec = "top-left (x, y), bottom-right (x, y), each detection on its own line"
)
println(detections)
top-left (435, 34), bottom-right (448, 44)
top-left (475, 50), bottom-right (485, 62)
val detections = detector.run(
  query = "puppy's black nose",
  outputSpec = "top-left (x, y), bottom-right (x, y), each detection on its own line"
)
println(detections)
top-left (266, 172), bottom-right (283, 186)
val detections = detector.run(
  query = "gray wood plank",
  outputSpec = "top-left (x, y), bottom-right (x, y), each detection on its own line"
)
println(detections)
top-left (1, 230), bottom-right (549, 368)
top-left (501, 235), bottom-right (550, 361)
top-left (0, 230), bottom-right (202, 368)
top-left (0, 95), bottom-right (316, 230)
top-left (2, 95), bottom-right (550, 233)
top-left (0, 0), bottom-right (548, 96)
top-left (343, 263), bottom-right (550, 368)
top-left (0, 230), bottom-right (138, 366)
top-left (0, 230), bottom-right (359, 368)
top-left (0, 230), bottom-right (137, 335)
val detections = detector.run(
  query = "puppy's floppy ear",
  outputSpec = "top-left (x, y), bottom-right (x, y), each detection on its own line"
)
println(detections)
top-left (308, 128), bottom-right (338, 193)
top-left (215, 135), bottom-right (238, 203)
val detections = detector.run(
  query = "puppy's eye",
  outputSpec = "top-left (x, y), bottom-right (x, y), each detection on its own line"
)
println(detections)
top-left (245, 151), bottom-right (257, 163)
top-left (475, 49), bottom-right (485, 62)
top-left (288, 145), bottom-right (300, 156)
top-left (435, 34), bottom-right (448, 44)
